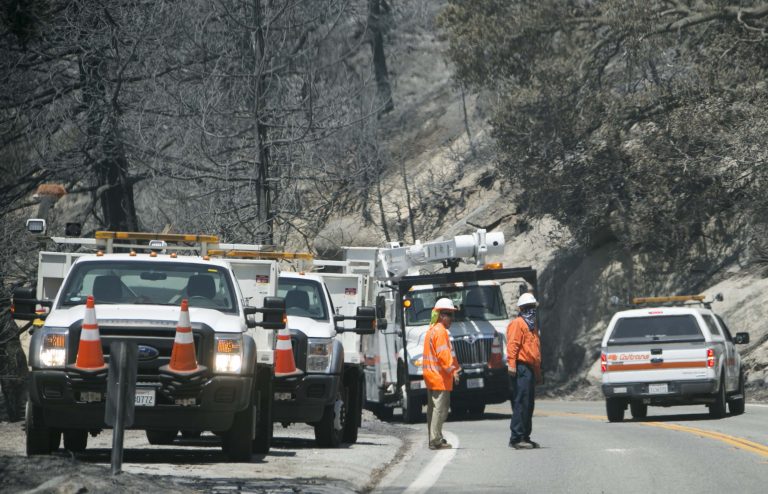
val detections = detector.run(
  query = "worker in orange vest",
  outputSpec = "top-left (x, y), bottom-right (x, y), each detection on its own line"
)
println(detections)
top-left (422, 298), bottom-right (460, 450)
top-left (506, 292), bottom-right (542, 449)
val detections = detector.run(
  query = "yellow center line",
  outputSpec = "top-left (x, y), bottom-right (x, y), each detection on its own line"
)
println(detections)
top-left (535, 410), bottom-right (768, 458)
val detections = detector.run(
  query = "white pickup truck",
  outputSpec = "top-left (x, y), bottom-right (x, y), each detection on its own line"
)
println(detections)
top-left (600, 299), bottom-right (750, 421)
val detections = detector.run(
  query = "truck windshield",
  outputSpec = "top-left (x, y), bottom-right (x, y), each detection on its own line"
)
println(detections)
top-left (608, 315), bottom-right (704, 345)
top-left (58, 261), bottom-right (238, 313)
top-left (278, 278), bottom-right (329, 321)
top-left (405, 285), bottom-right (507, 325)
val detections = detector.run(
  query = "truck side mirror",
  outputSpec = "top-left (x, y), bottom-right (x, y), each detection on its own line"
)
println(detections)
top-left (10, 286), bottom-right (50, 321)
top-left (354, 306), bottom-right (376, 335)
top-left (375, 295), bottom-right (386, 319)
top-left (244, 296), bottom-right (287, 330)
top-left (734, 332), bottom-right (750, 345)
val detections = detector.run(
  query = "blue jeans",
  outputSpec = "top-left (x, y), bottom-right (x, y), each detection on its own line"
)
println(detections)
top-left (509, 363), bottom-right (535, 443)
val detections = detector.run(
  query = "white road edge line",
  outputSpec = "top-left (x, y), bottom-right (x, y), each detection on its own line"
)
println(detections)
top-left (746, 403), bottom-right (768, 408)
top-left (403, 431), bottom-right (459, 494)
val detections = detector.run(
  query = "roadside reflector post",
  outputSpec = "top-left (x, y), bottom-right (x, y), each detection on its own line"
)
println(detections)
top-left (105, 341), bottom-right (138, 475)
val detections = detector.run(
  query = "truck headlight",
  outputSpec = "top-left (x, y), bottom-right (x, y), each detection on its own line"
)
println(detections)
top-left (40, 330), bottom-right (67, 367)
top-left (214, 335), bottom-right (243, 374)
top-left (307, 339), bottom-right (333, 373)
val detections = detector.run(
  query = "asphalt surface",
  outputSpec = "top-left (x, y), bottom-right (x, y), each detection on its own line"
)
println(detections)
top-left (374, 400), bottom-right (768, 494)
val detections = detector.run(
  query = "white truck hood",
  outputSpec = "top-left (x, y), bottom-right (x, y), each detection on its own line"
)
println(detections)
top-left (286, 315), bottom-right (336, 339)
top-left (45, 305), bottom-right (245, 333)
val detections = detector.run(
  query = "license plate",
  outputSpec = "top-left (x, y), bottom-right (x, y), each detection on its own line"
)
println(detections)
top-left (648, 383), bottom-right (668, 394)
top-left (613, 387), bottom-right (627, 394)
top-left (275, 392), bottom-right (292, 401)
top-left (80, 391), bottom-right (102, 403)
top-left (466, 378), bottom-right (484, 389)
top-left (135, 388), bottom-right (156, 407)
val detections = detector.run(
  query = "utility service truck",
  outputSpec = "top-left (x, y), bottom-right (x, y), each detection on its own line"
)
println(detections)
top-left (12, 231), bottom-right (286, 460)
top-left (339, 229), bottom-right (538, 422)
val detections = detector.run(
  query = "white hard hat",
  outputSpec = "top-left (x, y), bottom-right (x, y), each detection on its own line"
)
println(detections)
top-left (517, 293), bottom-right (538, 307)
top-left (433, 298), bottom-right (458, 311)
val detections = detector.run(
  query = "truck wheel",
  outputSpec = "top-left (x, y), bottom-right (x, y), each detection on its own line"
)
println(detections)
top-left (63, 430), bottom-right (88, 452)
top-left (222, 398), bottom-right (255, 461)
top-left (373, 404), bottom-right (394, 421)
top-left (343, 372), bottom-right (361, 444)
top-left (26, 402), bottom-right (55, 455)
top-left (629, 402), bottom-right (647, 420)
top-left (709, 374), bottom-right (727, 419)
top-left (466, 403), bottom-right (486, 418)
top-left (315, 388), bottom-right (346, 448)
top-left (727, 373), bottom-right (746, 416)
top-left (400, 383), bottom-right (421, 423)
top-left (146, 429), bottom-right (178, 445)
top-left (606, 398), bottom-right (625, 423)
top-left (253, 371), bottom-right (273, 454)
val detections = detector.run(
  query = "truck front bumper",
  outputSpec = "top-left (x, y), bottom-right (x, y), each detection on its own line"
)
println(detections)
top-left (602, 379), bottom-right (719, 405)
top-left (29, 369), bottom-right (253, 431)
top-left (272, 373), bottom-right (341, 423)
top-left (407, 368), bottom-right (510, 404)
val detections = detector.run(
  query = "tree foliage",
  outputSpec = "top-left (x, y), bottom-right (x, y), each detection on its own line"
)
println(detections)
top-left (440, 1), bottom-right (768, 266)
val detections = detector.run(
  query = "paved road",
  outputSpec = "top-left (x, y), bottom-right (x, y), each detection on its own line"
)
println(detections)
top-left (374, 400), bottom-right (768, 494)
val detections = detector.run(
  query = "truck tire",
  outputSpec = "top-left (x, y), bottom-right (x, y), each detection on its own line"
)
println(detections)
top-left (372, 404), bottom-right (394, 421)
top-left (146, 429), bottom-right (178, 445)
top-left (253, 371), bottom-right (273, 454)
top-left (314, 387), bottom-right (346, 448)
top-left (25, 402), bottom-right (57, 455)
top-left (629, 402), bottom-right (647, 419)
top-left (606, 398), bottom-right (625, 423)
top-left (222, 398), bottom-right (255, 461)
top-left (343, 372), bottom-right (361, 444)
top-left (727, 373), bottom-right (746, 416)
top-left (63, 430), bottom-right (88, 452)
top-left (709, 373), bottom-right (727, 419)
top-left (400, 383), bottom-right (421, 424)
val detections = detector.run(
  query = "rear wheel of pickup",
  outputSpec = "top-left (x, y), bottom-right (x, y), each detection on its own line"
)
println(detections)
top-left (315, 386), bottom-right (347, 448)
top-left (25, 402), bottom-right (59, 455)
top-left (222, 398), bottom-right (255, 461)
top-left (728, 373), bottom-right (746, 416)
top-left (63, 430), bottom-right (88, 452)
top-left (606, 398), bottom-right (625, 423)
top-left (629, 402), bottom-right (647, 420)
top-left (400, 383), bottom-right (422, 423)
top-left (146, 430), bottom-right (178, 445)
top-left (709, 373), bottom-right (727, 419)
top-left (253, 370), bottom-right (273, 454)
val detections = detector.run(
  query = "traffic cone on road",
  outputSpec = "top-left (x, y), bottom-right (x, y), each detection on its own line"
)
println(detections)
top-left (274, 327), bottom-right (302, 377)
top-left (73, 296), bottom-right (107, 371)
top-left (167, 299), bottom-right (200, 373)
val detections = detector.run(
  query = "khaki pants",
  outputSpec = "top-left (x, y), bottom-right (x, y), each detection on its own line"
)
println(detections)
top-left (426, 389), bottom-right (450, 447)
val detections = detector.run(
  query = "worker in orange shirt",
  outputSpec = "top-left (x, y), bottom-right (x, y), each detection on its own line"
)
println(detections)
top-left (422, 298), bottom-right (460, 450)
top-left (506, 292), bottom-right (542, 449)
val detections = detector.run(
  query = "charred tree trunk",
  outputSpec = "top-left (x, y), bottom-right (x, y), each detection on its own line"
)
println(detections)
top-left (368, 0), bottom-right (393, 115)
top-left (252, 0), bottom-right (273, 245)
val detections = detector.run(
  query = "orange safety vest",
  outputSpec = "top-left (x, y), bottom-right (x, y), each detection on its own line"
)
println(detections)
top-left (505, 317), bottom-right (542, 377)
top-left (422, 322), bottom-right (459, 391)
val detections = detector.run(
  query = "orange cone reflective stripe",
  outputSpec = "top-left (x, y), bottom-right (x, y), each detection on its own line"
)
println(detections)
top-left (168, 299), bottom-right (199, 372)
top-left (274, 327), bottom-right (302, 377)
top-left (74, 296), bottom-right (107, 370)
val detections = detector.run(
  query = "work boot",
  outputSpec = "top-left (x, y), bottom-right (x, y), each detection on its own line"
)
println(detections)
top-left (509, 441), bottom-right (534, 449)
top-left (527, 440), bottom-right (540, 449)
top-left (429, 441), bottom-right (453, 450)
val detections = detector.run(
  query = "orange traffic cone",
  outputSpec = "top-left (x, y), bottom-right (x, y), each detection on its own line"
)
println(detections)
top-left (167, 299), bottom-right (200, 373)
top-left (274, 327), bottom-right (302, 377)
top-left (73, 296), bottom-right (107, 371)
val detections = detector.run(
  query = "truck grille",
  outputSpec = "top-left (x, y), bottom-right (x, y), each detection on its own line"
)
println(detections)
top-left (68, 325), bottom-right (214, 378)
top-left (452, 337), bottom-right (492, 366)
